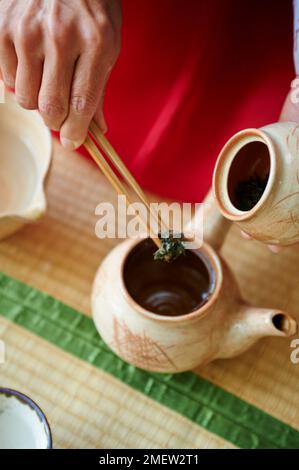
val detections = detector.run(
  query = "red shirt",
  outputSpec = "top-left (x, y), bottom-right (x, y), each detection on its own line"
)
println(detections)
top-left (83, 0), bottom-right (294, 202)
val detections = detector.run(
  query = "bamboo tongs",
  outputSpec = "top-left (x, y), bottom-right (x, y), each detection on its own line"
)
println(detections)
top-left (84, 120), bottom-right (167, 248)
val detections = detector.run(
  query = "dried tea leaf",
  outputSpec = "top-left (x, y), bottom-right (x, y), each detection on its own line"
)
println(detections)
top-left (235, 173), bottom-right (269, 211)
top-left (154, 232), bottom-right (186, 263)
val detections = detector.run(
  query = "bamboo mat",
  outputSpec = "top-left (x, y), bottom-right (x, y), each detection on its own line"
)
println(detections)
top-left (0, 140), bottom-right (299, 448)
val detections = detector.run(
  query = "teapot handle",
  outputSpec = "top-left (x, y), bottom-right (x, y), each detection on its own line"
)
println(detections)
top-left (202, 189), bottom-right (231, 250)
top-left (184, 188), bottom-right (231, 251)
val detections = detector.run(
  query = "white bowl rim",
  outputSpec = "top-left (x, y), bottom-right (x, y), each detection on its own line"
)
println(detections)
top-left (0, 387), bottom-right (52, 449)
top-left (0, 91), bottom-right (52, 219)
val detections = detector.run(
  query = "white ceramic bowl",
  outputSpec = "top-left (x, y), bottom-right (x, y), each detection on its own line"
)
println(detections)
top-left (0, 388), bottom-right (52, 449)
top-left (0, 92), bottom-right (52, 240)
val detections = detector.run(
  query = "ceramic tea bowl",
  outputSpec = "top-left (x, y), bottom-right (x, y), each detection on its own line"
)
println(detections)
top-left (0, 388), bottom-right (52, 449)
top-left (213, 122), bottom-right (299, 246)
top-left (0, 92), bottom-right (52, 240)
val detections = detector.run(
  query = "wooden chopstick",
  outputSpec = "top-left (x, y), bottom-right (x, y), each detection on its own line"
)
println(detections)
top-left (84, 134), bottom-right (161, 248)
top-left (89, 120), bottom-right (168, 234)
top-left (85, 135), bottom-right (127, 199)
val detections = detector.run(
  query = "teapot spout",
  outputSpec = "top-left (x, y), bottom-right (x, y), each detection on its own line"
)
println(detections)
top-left (217, 304), bottom-right (298, 360)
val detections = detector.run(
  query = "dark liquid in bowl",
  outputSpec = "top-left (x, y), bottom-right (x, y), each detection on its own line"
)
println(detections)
top-left (123, 239), bottom-right (214, 316)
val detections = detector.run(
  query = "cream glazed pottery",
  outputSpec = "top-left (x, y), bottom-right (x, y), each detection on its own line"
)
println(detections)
top-left (213, 122), bottom-right (299, 246)
top-left (92, 191), bottom-right (297, 373)
top-left (0, 92), bottom-right (52, 240)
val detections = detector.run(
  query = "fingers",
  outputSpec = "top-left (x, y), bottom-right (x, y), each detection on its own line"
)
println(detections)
top-left (240, 230), bottom-right (283, 253)
top-left (38, 54), bottom-right (75, 131)
top-left (279, 78), bottom-right (299, 122)
top-left (240, 230), bottom-right (252, 240)
top-left (93, 69), bottom-right (110, 133)
top-left (60, 52), bottom-right (108, 150)
top-left (15, 53), bottom-right (43, 109)
top-left (0, 35), bottom-right (17, 89)
top-left (0, 0), bottom-right (120, 143)
top-left (14, 22), bottom-right (43, 109)
top-left (268, 245), bottom-right (282, 254)
top-left (94, 102), bottom-right (108, 135)
top-left (279, 90), bottom-right (299, 122)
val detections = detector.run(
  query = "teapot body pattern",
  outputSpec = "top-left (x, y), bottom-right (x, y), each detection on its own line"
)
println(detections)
top-left (92, 191), bottom-right (297, 373)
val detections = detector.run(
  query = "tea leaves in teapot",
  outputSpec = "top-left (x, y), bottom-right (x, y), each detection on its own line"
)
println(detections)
top-left (235, 173), bottom-right (269, 211)
top-left (154, 232), bottom-right (186, 263)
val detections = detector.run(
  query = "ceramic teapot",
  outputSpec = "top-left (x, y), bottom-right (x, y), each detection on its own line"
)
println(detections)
top-left (213, 122), bottom-right (299, 246)
top-left (0, 92), bottom-right (52, 240)
top-left (91, 190), bottom-right (297, 373)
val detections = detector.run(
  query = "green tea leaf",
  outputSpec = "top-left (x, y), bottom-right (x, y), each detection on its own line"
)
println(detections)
top-left (154, 232), bottom-right (186, 262)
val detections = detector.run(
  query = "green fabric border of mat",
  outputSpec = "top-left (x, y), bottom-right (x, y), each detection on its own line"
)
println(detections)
top-left (0, 272), bottom-right (298, 449)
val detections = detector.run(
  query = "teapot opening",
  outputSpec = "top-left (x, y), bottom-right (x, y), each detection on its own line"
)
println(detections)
top-left (123, 238), bottom-right (215, 317)
top-left (227, 141), bottom-right (270, 212)
top-left (272, 313), bottom-right (294, 335)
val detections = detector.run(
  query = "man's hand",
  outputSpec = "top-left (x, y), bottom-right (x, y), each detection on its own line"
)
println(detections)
top-left (0, 0), bottom-right (121, 149)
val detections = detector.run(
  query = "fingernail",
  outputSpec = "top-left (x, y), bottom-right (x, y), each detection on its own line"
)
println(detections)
top-left (61, 137), bottom-right (81, 151)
